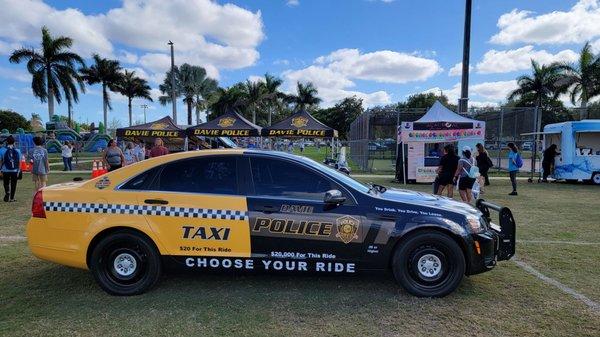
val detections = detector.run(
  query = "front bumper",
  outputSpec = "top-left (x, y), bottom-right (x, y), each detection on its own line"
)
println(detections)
top-left (468, 200), bottom-right (516, 275)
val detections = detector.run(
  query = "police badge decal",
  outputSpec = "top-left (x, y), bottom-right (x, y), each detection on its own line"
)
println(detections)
top-left (336, 215), bottom-right (359, 244)
top-left (218, 117), bottom-right (236, 127)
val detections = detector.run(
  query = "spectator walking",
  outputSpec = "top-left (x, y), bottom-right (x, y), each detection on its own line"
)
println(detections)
top-left (123, 142), bottom-right (138, 166)
top-left (475, 143), bottom-right (493, 188)
top-left (149, 138), bottom-right (169, 158)
top-left (454, 146), bottom-right (477, 203)
top-left (0, 136), bottom-right (22, 202)
top-left (103, 139), bottom-right (125, 172)
top-left (507, 142), bottom-right (520, 196)
top-left (61, 141), bottom-right (73, 171)
top-left (542, 144), bottom-right (560, 182)
top-left (133, 139), bottom-right (145, 161)
top-left (435, 144), bottom-right (459, 198)
top-left (299, 140), bottom-right (305, 153)
top-left (31, 136), bottom-right (49, 194)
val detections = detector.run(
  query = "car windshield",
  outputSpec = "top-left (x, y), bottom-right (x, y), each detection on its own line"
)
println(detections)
top-left (291, 155), bottom-right (371, 194)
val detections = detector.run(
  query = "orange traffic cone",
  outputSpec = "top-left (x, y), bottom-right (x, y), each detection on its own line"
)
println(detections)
top-left (91, 160), bottom-right (99, 178)
top-left (20, 156), bottom-right (30, 172)
top-left (98, 161), bottom-right (108, 176)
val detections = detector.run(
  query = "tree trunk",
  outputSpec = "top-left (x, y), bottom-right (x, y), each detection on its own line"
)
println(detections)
top-left (252, 105), bottom-right (256, 124)
top-left (187, 101), bottom-right (193, 125)
top-left (580, 99), bottom-right (588, 120)
top-left (47, 66), bottom-right (54, 121)
top-left (128, 97), bottom-right (133, 126)
top-left (102, 83), bottom-right (108, 134)
top-left (195, 105), bottom-right (201, 124)
top-left (67, 100), bottom-right (72, 128)
top-left (268, 105), bottom-right (272, 126)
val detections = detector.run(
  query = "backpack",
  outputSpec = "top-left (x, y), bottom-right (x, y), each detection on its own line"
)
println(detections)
top-left (515, 153), bottom-right (523, 168)
top-left (3, 147), bottom-right (18, 170)
top-left (461, 158), bottom-right (480, 179)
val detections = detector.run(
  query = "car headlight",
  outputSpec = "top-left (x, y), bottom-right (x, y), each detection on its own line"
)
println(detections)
top-left (466, 215), bottom-right (483, 233)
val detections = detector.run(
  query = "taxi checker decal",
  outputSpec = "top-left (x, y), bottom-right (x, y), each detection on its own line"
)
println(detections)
top-left (43, 201), bottom-right (248, 220)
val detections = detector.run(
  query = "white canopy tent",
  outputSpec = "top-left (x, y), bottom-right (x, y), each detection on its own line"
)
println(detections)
top-left (399, 101), bottom-right (486, 183)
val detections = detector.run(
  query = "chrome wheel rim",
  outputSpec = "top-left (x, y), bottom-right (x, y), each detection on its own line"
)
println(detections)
top-left (113, 253), bottom-right (137, 277)
top-left (418, 253), bottom-right (442, 278)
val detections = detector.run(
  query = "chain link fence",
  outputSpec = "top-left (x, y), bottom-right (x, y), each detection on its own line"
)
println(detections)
top-left (348, 106), bottom-right (600, 176)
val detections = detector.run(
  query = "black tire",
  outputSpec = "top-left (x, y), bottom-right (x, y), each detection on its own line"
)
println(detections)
top-left (592, 173), bottom-right (600, 185)
top-left (89, 230), bottom-right (161, 296)
top-left (392, 231), bottom-right (465, 297)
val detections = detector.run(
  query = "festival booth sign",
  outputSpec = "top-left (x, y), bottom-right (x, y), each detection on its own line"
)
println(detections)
top-left (261, 110), bottom-right (338, 138)
top-left (116, 116), bottom-right (185, 139)
top-left (399, 101), bottom-right (485, 183)
top-left (186, 110), bottom-right (261, 138)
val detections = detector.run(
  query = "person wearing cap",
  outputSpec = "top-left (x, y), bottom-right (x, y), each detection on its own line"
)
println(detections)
top-left (453, 145), bottom-right (477, 203)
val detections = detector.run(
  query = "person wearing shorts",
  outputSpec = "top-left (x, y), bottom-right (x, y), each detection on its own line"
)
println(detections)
top-left (454, 145), bottom-right (476, 203)
top-left (436, 144), bottom-right (459, 198)
top-left (31, 136), bottom-right (50, 194)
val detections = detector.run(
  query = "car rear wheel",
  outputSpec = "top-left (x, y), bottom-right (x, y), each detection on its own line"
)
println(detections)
top-left (392, 231), bottom-right (465, 297)
top-left (89, 230), bottom-right (161, 296)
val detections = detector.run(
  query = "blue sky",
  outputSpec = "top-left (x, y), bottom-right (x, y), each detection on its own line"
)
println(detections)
top-left (0, 0), bottom-right (597, 126)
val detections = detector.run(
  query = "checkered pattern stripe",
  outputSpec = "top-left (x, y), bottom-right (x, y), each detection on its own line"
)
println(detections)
top-left (43, 201), bottom-right (248, 220)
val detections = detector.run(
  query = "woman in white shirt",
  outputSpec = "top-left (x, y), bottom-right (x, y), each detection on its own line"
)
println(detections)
top-left (123, 142), bottom-right (138, 166)
top-left (61, 141), bottom-right (73, 171)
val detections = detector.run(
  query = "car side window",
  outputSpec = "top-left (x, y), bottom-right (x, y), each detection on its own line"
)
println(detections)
top-left (250, 157), bottom-right (338, 201)
top-left (155, 156), bottom-right (239, 195)
top-left (120, 167), bottom-right (160, 191)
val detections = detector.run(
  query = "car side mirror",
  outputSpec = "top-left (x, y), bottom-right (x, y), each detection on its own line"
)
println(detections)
top-left (324, 189), bottom-right (346, 205)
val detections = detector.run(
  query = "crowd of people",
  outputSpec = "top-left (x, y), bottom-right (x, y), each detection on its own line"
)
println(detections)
top-left (101, 138), bottom-right (170, 172)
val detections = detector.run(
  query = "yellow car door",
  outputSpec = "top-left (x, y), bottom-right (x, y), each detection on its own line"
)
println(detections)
top-left (124, 155), bottom-right (251, 258)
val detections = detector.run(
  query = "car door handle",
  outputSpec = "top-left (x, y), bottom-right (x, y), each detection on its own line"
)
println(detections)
top-left (144, 199), bottom-right (169, 205)
top-left (257, 205), bottom-right (277, 214)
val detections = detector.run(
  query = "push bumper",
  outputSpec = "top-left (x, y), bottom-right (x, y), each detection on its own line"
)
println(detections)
top-left (476, 199), bottom-right (516, 261)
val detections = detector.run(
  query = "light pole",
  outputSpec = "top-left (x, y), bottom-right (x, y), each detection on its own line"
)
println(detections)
top-left (168, 40), bottom-right (177, 122)
top-left (458, 0), bottom-right (472, 114)
top-left (140, 104), bottom-right (149, 124)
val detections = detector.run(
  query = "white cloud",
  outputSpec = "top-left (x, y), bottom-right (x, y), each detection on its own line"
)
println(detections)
top-left (282, 48), bottom-right (440, 107)
top-left (315, 48), bottom-right (441, 83)
top-left (287, 0), bottom-right (299, 6)
top-left (273, 59), bottom-right (290, 66)
top-left (0, 67), bottom-right (29, 82)
top-left (470, 80), bottom-right (519, 101)
top-left (0, 40), bottom-right (21, 55)
top-left (448, 62), bottom-right (473, 77)
top-left (0, 0), bottom-right (264, 80)
top-left (247, 75), bottom-right (265, 83)
top-left (476, 46), bottom-right (579, 74)
top-left (491, 0), bottom-right (600, 45)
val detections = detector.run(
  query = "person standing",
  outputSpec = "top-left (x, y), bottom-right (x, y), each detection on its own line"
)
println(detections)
top-left (103, 139), bottom-right (125, 172)
top-left (475, 143), bottom-right (493, 187)
top-left (542, 144), bottom-right (560, 182)
top-left (436, 144), bottom-right (459, 198)
top-left (61, 141), bottom-right (73, 171)
top-left (31, 136), bottom-right (49, 194)
top-left (149, 138), bottom-right (169, 158)
top-left (454, 146), bottom-right (477, 203)
top-left (507, 142), bottom-right (520, 196)
top-left (0, 136), bottom-right (22, 202)
top-left (123, 142), bottom-right (138, 166)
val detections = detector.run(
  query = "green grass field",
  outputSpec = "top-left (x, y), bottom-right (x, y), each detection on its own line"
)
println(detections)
top-left (1, 173), bottom-right (599, 336)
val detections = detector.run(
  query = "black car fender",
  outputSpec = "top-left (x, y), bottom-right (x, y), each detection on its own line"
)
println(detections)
top-left (381, 215), bottom-right (472, 270)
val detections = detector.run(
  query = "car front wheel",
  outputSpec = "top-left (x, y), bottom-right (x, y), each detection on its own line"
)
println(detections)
top-left (392, 231), bottom-right (465, 297)
top-left (89, 230), bottom-right (162, 296)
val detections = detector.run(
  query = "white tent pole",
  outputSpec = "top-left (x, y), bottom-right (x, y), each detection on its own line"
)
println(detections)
top-left (402, 142), bottom-right (407, 185)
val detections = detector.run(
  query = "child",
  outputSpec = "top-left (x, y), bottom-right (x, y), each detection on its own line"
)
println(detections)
top-left (31, 136), bottom-right (50, 194)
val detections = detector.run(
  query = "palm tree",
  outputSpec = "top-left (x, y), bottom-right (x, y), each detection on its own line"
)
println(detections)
top-left (194, 78), bottom-right (218, 124)
top-left (560, 42), bottom-right (600, 120)
top-left (290, 82), bottom-right (322, 110)
top-left (208, 85), bottom-right (247, 119)
top-left (9, 26), bottom-right (85, 121)
top-left (508, 60), bottom-right (570, 109)
top-left (80, 54), bottom-right (123, 131)
top-left (116, 70), bottom-right (153, 126)
top-left (263, 73), bottom-right (285, 125)
top-left (243, 80), bottom-right (266, 124)
top-left (159, 64), bottom-right (218, 125)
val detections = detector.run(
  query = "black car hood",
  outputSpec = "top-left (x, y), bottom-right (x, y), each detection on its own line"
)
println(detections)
top-left (375, 187), bottom-right (481, 216)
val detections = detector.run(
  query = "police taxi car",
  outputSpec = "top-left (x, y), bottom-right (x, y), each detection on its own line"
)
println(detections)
top-left (27, 149), bottom-right (515, 297)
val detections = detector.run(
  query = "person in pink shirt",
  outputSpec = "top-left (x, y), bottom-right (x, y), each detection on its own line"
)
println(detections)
top-left (149, 138), bottom-right (169, 158)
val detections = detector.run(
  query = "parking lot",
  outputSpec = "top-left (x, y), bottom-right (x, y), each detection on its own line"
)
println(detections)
top-left (1, 173), bottom-right (598, 336)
